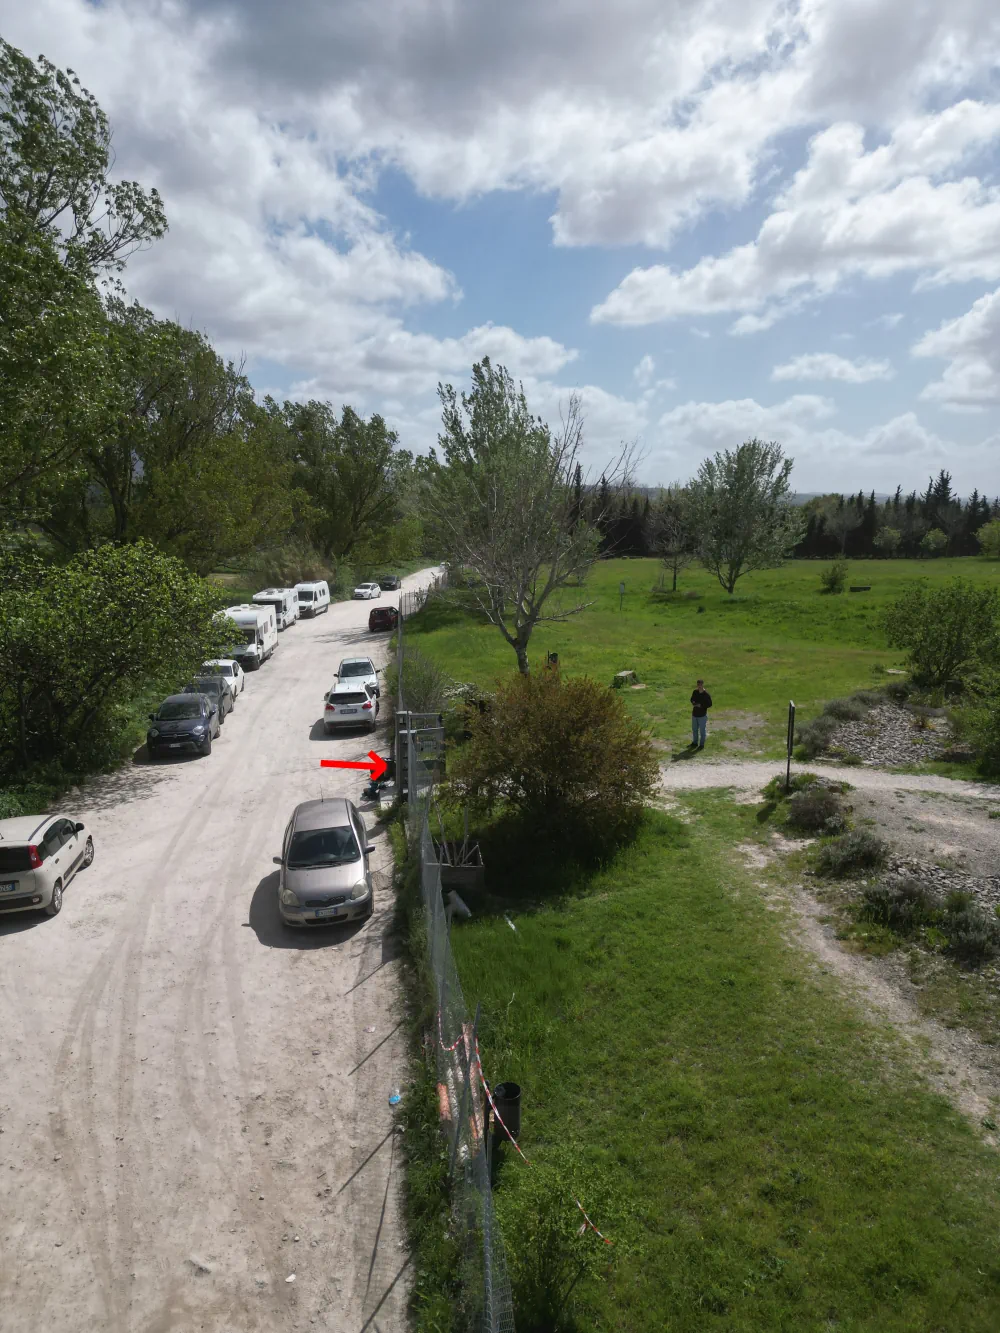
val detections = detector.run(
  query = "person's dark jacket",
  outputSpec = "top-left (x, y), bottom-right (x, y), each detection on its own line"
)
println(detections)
top-left (690, 689), bottom-right (713, 717)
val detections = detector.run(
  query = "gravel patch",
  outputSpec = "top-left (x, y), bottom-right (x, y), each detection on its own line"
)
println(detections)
top-left (660, 758), bottom-right (1000, 801)
top-left (826, 702), bottom-right (951, 767)
top-left (882, 857), bottom-right (1000, 914)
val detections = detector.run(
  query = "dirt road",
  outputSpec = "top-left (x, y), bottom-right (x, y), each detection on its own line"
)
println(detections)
top-left (0, 571), bottom-right (438, 1333)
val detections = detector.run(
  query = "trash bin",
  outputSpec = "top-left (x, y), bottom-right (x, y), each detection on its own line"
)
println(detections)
top-left (491, 1082), bottom-right (522, 1144)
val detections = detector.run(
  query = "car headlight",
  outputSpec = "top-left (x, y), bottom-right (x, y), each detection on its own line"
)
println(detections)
top-left (350, 880), bottom-right (369, 901)
top-left (192, 724), bottom-right (205, 734)
top-left (280, 888), bottom-right (300, 907)
top-left (149, 727), bottom-right (160, 738)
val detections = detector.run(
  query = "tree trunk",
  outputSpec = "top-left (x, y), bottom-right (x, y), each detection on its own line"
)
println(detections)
top-left (671, 562), bottom-right (678, 592)
top-left (514, 641), bottom-right (530, 675)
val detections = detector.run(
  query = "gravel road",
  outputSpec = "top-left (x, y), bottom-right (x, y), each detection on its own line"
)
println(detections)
top-left (660, 756), bottom-right (1000, 801)
top-left (0, 571), bottom-right (439, 1333)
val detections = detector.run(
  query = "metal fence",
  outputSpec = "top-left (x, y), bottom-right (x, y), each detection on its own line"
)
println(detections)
top-left (396, 574), bottom-right (517, 1333)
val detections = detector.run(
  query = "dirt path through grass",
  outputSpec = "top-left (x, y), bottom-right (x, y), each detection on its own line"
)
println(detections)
top-left (661, 756), bottom-right (1000, 800)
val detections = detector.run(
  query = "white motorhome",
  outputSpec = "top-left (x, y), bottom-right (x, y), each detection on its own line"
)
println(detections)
top-left (294, 580), bottom-right (330, 617)
top-left (224, 604), bottom-right (278, 670)
top-left (252, 587), bottom-right (298, 630)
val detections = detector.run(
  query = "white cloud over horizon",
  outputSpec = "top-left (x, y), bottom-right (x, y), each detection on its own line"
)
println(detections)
top-left (772, 353), bottom-right (894, 383)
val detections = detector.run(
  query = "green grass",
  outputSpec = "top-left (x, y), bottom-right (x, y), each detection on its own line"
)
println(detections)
top-left (448, 797), bottom-right (1000, 1331)
top-left (406, 558), bottom-right (1000, 757)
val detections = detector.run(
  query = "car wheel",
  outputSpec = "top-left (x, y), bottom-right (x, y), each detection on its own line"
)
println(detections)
top-left (45, 880), bottom-right (63, 917)
top-left (201, 733), bottom-right (213, 756)
top-left (369, 718), bottom-right (377, 733)
top-left (82, 837), bottom-right (94, 869)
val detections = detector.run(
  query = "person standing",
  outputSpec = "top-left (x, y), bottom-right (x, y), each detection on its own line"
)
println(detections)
top-left (690, 678), bottom-right (712, 750)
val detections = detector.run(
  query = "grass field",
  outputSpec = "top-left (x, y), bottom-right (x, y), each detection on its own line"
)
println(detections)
top-left (448, 798), bottom-right (1000, 1331)
top-left (405, 557), bottom-right (1000, 758)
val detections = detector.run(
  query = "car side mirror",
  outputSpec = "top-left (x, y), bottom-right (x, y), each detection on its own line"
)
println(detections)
top-left (364, 845), bottom-right (376, 855)
top-left (209, 705), bottom-right (217, 715)
top-left (148, 714), bottom-right (156, 722)
top-left (272, 856), bottom-right (283, 866)
top-left (74, 822), bottom-right (85, 833)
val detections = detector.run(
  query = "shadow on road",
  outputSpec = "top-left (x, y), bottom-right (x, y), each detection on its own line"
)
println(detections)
top-left (309, 718), bottom-right (381, 742)
top-left (0, 911), bottom-right (48, 937)
top-left (247, 871), bottom-right (365, 950)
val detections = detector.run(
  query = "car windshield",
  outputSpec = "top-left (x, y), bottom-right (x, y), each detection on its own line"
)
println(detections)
top-left (340, 662), bottom-right (372, 676)
top-left (287, 825), bottom-right (359, 869)
top-left (298, 590), bottom-right (313, 601)
top-left (158, 699), bottom-right (202, 720)
top-left (188, 679), bottom-right (220, 695)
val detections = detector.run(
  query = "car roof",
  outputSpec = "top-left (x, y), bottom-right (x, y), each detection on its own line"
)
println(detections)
top-left (292, 797), bottom-right (355, 831)
top-left (202, 658), bottom-right (237, 667)
top-left (162, 692), bottom-right (205, 705)
top-left (0, 813), bottom-right (55, 842)
top-left (339, 656), bottom-right (375, 667)
top-left (330, 679), bottom-right (372, 693)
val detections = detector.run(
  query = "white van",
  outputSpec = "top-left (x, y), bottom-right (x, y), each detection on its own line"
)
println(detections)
top-left (252, 587), bottom-right (298, 630)
top-left (225, 604), bottom-right (278, 670)
top-left (294, 580), bottom-right (330, 617)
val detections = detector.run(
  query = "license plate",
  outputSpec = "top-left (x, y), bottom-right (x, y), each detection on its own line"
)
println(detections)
top-left (340, 708), bottom-right (358, 715)
top-left (315, 906), bottom-right (342, 918)
top-left (169, 742), bottom-right (182, 748)
top-left (1, 882), bottom-right (16, 893)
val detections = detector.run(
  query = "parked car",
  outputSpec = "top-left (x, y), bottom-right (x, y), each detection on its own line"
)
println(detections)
top-left (378, 574), bottom-right (401, 591)
top-left (295, 580), bottom-right (330, 617)
top-left (323, 681), bottom-right (379, 733)
top-left (273, 797), bottom-right (375, 926)
top-left (369, 605), bottom-right (399, 632)
top-left (353, 581), bottom-right (381, 600)
top-left (147, 693), bottom-right (221, 758)
top-left (337, 656), bottom-right (380, 695)
top-left (183, 675), bottom-right (235, 720)
top-left (201, 658), bottom-right (245, 696)
top-left (0, 814), bottom-right (94, 918)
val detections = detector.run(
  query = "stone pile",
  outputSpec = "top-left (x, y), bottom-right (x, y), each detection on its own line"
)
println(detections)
top-left (884, 855), bottom-right (1000, 913)
top-left (827, 702), bottom-right (950, 768)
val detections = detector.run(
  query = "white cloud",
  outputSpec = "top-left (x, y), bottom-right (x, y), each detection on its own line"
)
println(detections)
top-left (771, 352), bottom-right (894, 383)
top-left (591, 104), bottom-right (1000, 328)
top-left (633, 354), bottom-right (656, 387)
top-left (913, 288), bottom-right (1000, 408)
top-left (871, 312), bottom-right (905, 329)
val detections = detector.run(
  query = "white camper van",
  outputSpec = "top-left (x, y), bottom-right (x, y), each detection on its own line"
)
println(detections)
top-left (225, 604), bottom-right (278, 670)
top-left (252, 587), bottom-right (298, 630)
top-left (294, 580), bottom-right (330, 617)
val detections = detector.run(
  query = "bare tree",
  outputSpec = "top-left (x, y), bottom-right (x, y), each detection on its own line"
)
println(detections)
top-left (428, 358), bottom-right (633, 674)
top-left (651, 485), bottom-right (696, 591)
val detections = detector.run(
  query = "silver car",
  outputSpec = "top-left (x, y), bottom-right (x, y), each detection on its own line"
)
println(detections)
top-left (274, 798), bottom-right (375, 926)
top-left (323, 680), bottom-right (379, 732)
top-left (0, 814), bottom-right (95, 918)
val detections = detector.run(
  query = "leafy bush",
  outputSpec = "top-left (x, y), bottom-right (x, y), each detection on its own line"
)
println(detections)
top-left (976, 518), bottom-right (1000, 560)
top-left (860, 878), bottom-right (938, 933)
top-left (815, 830), bottom-right (889, 878)
top-left (881, 579), bottom-right (1000, 689)
top-left (244, 540), bottom-right (335, 589)
top-left (0, 540), bottom-right (235, 776)
top-left (796, 715), bottom-right (839, 759)
top-left (761, 771), bottom-right (822, 800)
top-left (959, 666), bottom-right (1000, 775)
top-left (819, 559), bottom-right (848, 594)
top-left (884, 679), bottom-right (912, 702)
top-left (943, 892), bottom-right (1000, 965)
top-left (786, 785), bottom-right (846, 834)
top-left (449, 670), bottom-right (658, 848)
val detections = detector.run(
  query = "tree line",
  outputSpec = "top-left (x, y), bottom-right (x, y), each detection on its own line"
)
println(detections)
top-left (0, 38), bottom-right (424, 585)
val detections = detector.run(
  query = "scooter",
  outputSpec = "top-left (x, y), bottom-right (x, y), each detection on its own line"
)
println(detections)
top-left (361, 755), bottom-right (396, 803)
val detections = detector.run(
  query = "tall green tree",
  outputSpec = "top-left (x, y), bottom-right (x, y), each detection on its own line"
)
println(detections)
top-left (0, 38), bottom-right (165, 273)
top-left (689, 438), bottom-right (804, 594)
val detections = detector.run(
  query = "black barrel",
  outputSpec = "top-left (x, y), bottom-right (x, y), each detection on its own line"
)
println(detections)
top-left (491, 1082), bottom-right (522, 1144)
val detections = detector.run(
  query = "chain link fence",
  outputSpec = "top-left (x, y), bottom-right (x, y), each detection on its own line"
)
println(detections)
top-left (396, 573), bottom-right (516, 1333)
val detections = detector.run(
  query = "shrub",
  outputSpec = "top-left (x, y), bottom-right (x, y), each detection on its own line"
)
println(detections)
top-left (884, 679), bottom-right (912, 702)
top-left (786, 785), bottom-right (846, 834)
top-left (383, 646), bottom-right (452, 715)
top-left (959, 666), bottom-right (1000, 775)
top-left (449, 670), bottom-right (658, 849)
top-left (976, 518), bottom-right (1000, 560)
top-left (815, 830), bottom-right (889, 878)
top-left (761, 771), bottom-right (822, 800)
top-left (943, 892), bottom-right (1000, 964)
top-left (860, 878), bottom-right (938, 933)
top-left (819, 559), bottom-right (848, 594)
top-left (823, 697), bottom-right (867, 722)
top-left (850, 690), bottom-right (884, 707)
top-left (796, 715), bottom-right (839, 759)
top-left (881, 579), bottom-right (1000, 689)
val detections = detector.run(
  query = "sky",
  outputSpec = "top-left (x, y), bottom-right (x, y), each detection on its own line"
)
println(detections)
top-left (3, 0), bottom-right (1000, 494)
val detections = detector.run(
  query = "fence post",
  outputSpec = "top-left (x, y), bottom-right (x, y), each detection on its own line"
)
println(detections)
top-left (786, 700), bottom-right (796, 793)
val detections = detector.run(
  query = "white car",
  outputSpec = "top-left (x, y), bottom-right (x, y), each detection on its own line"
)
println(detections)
top-left (0, 813), bottom-right (95, 918)
top-left (201, 658), bottom-right (246, 696)
top-left (323, 681), bottom-right (380, 733)
top-left (337, 656), bottom-right (380, 696)
top-left (353, 582), bottom-right (381, 600)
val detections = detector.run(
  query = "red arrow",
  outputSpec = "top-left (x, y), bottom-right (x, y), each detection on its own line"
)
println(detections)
top-left (320, 751), bottom-right (388, 781)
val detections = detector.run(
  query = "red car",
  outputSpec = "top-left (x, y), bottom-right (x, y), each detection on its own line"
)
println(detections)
top-left (369, 605), bottom-right (399, 632)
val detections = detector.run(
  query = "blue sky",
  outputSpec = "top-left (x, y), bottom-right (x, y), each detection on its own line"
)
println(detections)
top-left (3, 0), bottom-right (999, 494)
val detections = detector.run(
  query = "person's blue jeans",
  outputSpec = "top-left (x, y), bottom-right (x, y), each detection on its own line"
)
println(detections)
top-left (692, 714), bottom-right (707, 747)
